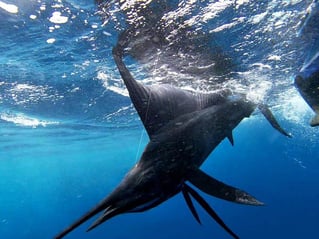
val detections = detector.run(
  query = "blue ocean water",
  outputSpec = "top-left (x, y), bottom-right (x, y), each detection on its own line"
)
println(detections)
top-left (0, 0), bottom-right (319, 239)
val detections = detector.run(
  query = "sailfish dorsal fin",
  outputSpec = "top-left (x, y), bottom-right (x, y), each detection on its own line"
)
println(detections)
top-left (112, 47), bottom-right (230, 137)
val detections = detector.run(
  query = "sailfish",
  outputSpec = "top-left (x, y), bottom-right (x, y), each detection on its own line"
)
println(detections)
top-left (55, 42), bottom-right (290, 239)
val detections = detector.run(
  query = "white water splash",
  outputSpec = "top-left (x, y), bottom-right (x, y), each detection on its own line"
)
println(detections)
top-left (0, 112), bottom-right (59, 128)
top-left (0, 1), bottom-right (18, 14)
top-left (184, 0), bottom-right (233, 26)
top-left (97, 71), bottom-right (129, 97)
top-left (246, 80), bottom-right (273, 103)
top-left (277, 87), bottom-right (312, 124)
top-left (104, 105), bottom-right (132, 120)
top-left (210, 17), bottom-right (246, 33)
top-left (49, 11), bottom-right (69, 24)
top-left (46, 38), bottom-right (56, 44)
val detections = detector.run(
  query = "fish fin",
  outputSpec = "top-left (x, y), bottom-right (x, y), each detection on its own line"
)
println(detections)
top-left (184, 184), bottom-right (240, 239)
top-left (112, 47), bottom-right (152, 133)
top-left (227, 132), bottom-right (234, 146)
top-left (182, 187), bottom-right (201, 224)
top-left (258, 104), bottom-right (292, 137)
top-left (187, 168), bottom-right (264, 206)
top-left (310, 113), bottom-right (319, 127)
top-left (113, 45), bottom-right (231, 137)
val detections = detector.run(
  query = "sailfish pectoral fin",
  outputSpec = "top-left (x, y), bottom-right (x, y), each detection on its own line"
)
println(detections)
top-left (258, 104), bottom-right (292, 137)
top-left (182, 187), bottom-right (201, 224)
top-left (227, 131), bottom-right (234, 146)
top-left (187, 168), bottom-right (264, 206)
top-left (183, 184), bottom-right (240, 239)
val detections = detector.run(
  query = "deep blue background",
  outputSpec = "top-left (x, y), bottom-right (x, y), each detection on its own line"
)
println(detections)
top-left (0, 1), bottom-right (318, 239)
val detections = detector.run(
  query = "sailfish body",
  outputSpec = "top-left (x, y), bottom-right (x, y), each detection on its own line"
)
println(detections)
top-left (55, 44), bottom-right (290, 239)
